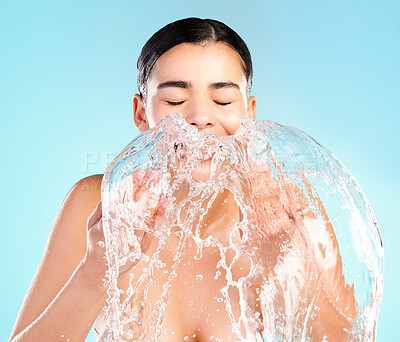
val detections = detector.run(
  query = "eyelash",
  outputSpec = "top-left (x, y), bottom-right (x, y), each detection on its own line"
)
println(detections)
top-left (166, 101), bottom-right (184, 106)
top-left (166, 101), bottom-right (231, 106)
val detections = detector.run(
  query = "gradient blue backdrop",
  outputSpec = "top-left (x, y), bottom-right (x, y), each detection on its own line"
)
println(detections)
top-left (1, 0), bottom-right (398, 340)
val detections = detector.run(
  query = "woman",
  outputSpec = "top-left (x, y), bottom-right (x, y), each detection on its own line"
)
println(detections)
top-left (9, 17), bottom-right (355, 341)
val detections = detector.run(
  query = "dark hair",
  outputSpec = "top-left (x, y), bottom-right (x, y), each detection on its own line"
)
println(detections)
top-left (137, 17), bottom-right (253, 105)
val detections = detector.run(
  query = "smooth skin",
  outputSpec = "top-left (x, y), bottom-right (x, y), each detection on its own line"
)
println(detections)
top-left (9, 42), bottom-right (355, 342)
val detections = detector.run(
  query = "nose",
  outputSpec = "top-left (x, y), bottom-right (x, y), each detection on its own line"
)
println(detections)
top-left (184, 101), bottom-right (216, 131)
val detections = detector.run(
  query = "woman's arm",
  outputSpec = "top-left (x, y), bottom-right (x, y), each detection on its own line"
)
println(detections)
top-left (9, 169), bottom-right (163, 342)
top-left (9, 175), bottom-right (106, 342)
top-left (249, 161), bottom-right (357, 340)
top-left (10, 261), bottom-right (108, 341)
top-left (290, 175), bottom-right (357, 341)
top-left (257, 170), bottom-right (357, 340)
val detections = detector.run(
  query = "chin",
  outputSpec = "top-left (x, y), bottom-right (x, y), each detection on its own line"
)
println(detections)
top-left (191, 160), bottom-right (212, 182)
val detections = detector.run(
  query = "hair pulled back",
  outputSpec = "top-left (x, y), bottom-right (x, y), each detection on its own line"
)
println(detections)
top-left (137, 17), bottom-right (253, 104)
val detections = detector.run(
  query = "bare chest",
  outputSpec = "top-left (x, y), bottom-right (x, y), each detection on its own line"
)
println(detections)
top-left (94, 231), bottom-right (262, 341)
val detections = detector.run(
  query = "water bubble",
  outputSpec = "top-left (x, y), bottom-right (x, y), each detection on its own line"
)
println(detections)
top-left (195, 274), bottom-right (203, 282)
top-left (214, 270), bottom-right (222, 280)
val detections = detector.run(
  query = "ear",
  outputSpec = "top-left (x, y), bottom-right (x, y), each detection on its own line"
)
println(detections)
top-left (246, 96), bottom-right (257, 119)
top-left (133, 94), bottom-right (149, 132)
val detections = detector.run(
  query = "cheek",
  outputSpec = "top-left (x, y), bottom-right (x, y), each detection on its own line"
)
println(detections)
top-left (146, 102), bottom-right (169, 127)
top-left (227, 118), bottom-right (241, 135)
top-left (222, 109), bottom-right (245, 135)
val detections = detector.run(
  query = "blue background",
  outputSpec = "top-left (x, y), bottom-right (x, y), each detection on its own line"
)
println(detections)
top-left (1, 0), bottom-right (398, 340)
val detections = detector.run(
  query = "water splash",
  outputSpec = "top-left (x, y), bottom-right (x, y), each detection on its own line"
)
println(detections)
top-left (100, 113), bottom-right (383, 341)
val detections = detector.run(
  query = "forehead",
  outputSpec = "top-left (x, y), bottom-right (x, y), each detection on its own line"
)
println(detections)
top-left (148, 42), bottom-right (247, 86)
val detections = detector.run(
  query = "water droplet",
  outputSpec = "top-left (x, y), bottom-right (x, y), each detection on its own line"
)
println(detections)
top-left (195, 274), bottom-right (203, 282)
top-left (214, 270), bottom-right (222, 280)
top-left (184, 336), bottom-right (189, 341)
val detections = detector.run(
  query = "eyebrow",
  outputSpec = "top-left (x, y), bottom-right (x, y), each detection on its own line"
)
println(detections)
top-left (157, 80), bottom-right (240, 90)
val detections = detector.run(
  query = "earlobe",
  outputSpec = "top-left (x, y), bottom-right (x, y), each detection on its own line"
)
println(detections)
top-left (133, 94), bottom-right (149, 132)
top-left (247, 96), bottom-right (257, 119)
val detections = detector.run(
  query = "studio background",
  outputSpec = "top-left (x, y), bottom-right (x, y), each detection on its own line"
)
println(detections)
top-left (1, 0), bottom-right (398, 340)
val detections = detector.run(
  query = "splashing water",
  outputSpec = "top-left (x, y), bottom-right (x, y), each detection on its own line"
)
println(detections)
top-left (99, 114), bottom-right (383, 341)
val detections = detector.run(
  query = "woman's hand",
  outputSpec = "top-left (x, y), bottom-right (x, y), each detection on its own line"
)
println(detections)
top-left (237, 156), bottom-right (304, 239)
top-left (82, 169), bottom-right (168, 289)
top-left (248, 171), bottom-right (300, 238)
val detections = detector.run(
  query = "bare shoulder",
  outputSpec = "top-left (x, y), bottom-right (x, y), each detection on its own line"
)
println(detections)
top-left (52, 174), bottom-right (104, 248)
top-left (72, 174), bottom-right (104, 197)
top-left (65, 174), bottom-right (104, 208)
top-left (9, 174), bottom-right (104, 339)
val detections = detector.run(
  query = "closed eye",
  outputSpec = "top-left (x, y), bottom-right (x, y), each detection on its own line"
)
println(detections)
top-left (166, 101), bottom-right (185, 106)
top-left (166, 101), bottom-right (231, 106)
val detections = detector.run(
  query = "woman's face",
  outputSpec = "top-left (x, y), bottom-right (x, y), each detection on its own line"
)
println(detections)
top-left (133, 42), bottom-right (257, 136)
